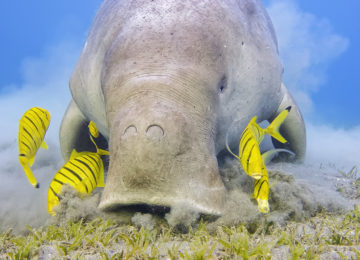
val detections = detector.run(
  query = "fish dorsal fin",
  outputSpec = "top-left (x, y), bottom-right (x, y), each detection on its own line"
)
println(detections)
top-left (265, 107), bottom-right (291, 143)
top-left (249, 116), bottom-right (258, 125)
top-left (29, 155), bottom-right (36, 166)
top-left (249, 116), bottom-right (267, 144)
top-left (40, 141), bottom-right (48, 150)
top-left (69, 149), bottom-right (81, 160)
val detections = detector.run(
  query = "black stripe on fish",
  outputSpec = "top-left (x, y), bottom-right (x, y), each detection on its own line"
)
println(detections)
top-left (22, 126), bottom-right (33, 140)
top-left (28, 110), bottom-right (45, 135)
top-left (74, 159), bottom-right (95, 187)
top-left (240, 128), bottom-right (249, 142)
top-left (20, 135), bottom-right (35, 154)
top-left (63, 166), bottom-right (82, 182)
top-left (22, 126), bottom-right (39, 149)
top-left (25, 127), bottom-right (40, 151)
top-left (24, 115), bottom-right (39, 133)
top-left (53, 178), bottom-right (64, 185)
top-left (240, 134), bottom-right (252, 157)
top-left (63, 166), bottom-right (88, 193)
top-left (20, 141), bottom-right (31, 154)
top-left (41, 107), bottom-right (50, 120)
top-left (69, 160), bottom-right (95, 190)
top-left (32, 108), bottom-right (47, 132)
top-left (49, 186), bottom-right (61, 200)
top-left (84, 154), bottom-right (100, 171)
top-left (58, 171), bottom-right (77, 185)
top-left (82, 155), bottom-right (99, 171)
top-left (81, 156), bottom-right (98, 187)
top-left (255, 179), bottom-right (268, 199)
top-left (246, 144), bottom-right (256, 173)
top-left (86, 154), bottom-right (100, 171)
top-left (239, 128), bottom-right (254, 150)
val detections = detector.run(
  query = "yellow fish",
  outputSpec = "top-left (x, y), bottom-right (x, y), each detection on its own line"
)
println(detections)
top-left (226, 107), bottom-right (292, 213)
top-left (47, 121), bottom-right (109, 216)
top-left (18, 107), bottom-right (51, 188)
top-left (253, 149), bottom-right (295, 213)
top-left (226, 106), bottom-right (291, 180)
top-left (253, 163), bottom-right (270, 213)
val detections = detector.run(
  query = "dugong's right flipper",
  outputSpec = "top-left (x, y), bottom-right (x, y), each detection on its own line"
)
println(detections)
top-left (269, 83), bottom-right (306, 162)
top-left (59, 100), bottom-right (91, 161)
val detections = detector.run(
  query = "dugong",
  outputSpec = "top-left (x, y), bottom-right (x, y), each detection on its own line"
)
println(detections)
top-left (60, 0), bottom-right (306, 215)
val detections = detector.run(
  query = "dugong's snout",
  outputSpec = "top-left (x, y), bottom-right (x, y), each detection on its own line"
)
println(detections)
top-left (98, 95), bottom-right (226, 216)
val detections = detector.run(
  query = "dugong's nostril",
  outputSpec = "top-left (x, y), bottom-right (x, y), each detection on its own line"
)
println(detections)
top-left (146, 124), bottom-right (164, 140)
top-left (123, 125), bottom-right (137, 138)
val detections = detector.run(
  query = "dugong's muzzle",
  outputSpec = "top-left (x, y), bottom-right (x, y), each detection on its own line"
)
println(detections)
top-left (98, 94), bottom-right (226, 215)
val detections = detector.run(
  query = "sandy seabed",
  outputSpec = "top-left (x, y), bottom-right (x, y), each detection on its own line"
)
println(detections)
top-left (0, 140), bottom-right (359, 258)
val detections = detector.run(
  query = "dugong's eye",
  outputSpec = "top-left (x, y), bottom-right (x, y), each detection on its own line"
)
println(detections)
top-left (218, 75), bottom-right (227, 94)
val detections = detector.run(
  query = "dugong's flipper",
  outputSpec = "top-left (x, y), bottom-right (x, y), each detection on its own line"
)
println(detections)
top-left (269, 83), bottom-right (306, 162)
top-left (59, 100), bottom-right (91, 161)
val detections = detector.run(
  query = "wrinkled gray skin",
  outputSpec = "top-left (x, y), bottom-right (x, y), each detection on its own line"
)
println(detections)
top-left (60, 0), bottom-right (306, 215)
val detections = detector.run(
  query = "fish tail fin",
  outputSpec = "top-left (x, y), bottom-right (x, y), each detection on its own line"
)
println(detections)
top-left (88, 121), bottom-right (109, 156)
top-left (20, 160), bottom-right (39, 188)
top-left (97, 148), bottom-right (109, 156)
top-left (88, 121), bottom-right (99, 138)
top-left (89, 135), bottom-right (109, 156)
top-left (265, 106), bottom-right (291, 143)
top-left (225, 129), bottom-right (240, 160)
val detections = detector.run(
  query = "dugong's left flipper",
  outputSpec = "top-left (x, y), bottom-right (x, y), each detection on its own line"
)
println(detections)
top-left (59, 100), bottom-right (91, 161)
top-left (269, 83), bottom-right (306, 162)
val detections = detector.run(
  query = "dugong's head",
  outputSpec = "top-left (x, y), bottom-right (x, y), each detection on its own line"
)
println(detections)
top-left (97, 8), bottom-right (232, 215)
top-left (63, 0), bottom-right (294, 216)
top-left (100, 73), bottom-right (227, 215)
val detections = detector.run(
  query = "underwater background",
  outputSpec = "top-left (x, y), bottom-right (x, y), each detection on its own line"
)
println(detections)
top-left (0, 0), bottom-right (359, 258)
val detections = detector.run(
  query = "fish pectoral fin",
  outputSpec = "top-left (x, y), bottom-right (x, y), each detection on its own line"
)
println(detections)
top-left (29, 155), bottom-right (36, 167)
top-left (262, 148), bottom-right (296, 164)
top-left (269, 177), bottom-right (279, 190)
top-left (40, 141), bottom-right (48, 150)
top-left (262, 149), bottom-right (279, 164)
